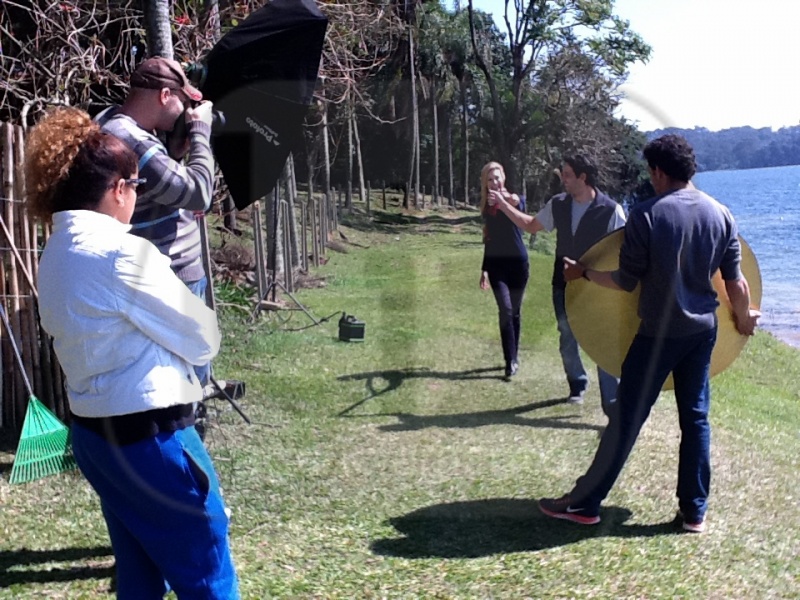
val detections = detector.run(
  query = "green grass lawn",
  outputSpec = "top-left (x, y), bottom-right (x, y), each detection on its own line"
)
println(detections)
top-left (1, 206), bottom-right (799, 599)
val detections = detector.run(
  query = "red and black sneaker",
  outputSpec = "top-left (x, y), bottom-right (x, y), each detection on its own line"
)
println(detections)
top-left (538, 494), bottom-right (600, 525)
top-left (677, 511), bottom-right (706, 533)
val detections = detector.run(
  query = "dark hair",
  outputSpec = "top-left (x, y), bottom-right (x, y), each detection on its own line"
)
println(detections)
top-left (643, 134), bottom-right (696, 182)
top-left (58, 133), bottom-right (137, 212)
top-left (562, 154), bottom-right (598, 187)
top-left (25, 108), bottom-right (137, 222)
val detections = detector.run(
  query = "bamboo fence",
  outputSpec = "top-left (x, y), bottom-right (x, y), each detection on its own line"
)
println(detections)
top-left (0, 121), bottom-right (68, 432)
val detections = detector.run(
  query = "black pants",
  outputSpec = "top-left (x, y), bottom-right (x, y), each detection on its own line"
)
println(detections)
top-left (487, 260), bottom-right (529, 365)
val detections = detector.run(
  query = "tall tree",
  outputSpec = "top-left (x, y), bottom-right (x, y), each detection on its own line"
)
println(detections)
top-left (466, 0), bottom-right (651, 188)
top-left (142, 0), bottom-right (173, 58)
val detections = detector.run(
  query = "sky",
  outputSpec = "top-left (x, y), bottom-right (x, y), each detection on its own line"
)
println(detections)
top-left (469, 0), bottom-right (800, 132)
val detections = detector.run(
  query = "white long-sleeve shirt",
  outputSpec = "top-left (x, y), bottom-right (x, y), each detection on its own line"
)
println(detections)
top-left (38, 210), bottom-right (221, 418)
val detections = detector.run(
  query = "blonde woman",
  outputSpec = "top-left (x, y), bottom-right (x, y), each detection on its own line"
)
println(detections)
top-left (25, 107), bottom-right (238, 598)
top-left (479, 161), bottom-right (529, 378)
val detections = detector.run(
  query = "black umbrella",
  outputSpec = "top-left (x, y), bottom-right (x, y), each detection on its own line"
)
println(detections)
top-left (199, 0), bottom-right (328, 210)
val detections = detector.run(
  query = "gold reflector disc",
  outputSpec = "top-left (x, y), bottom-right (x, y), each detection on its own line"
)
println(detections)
top-left (565, 230), bottom-right (761, 390)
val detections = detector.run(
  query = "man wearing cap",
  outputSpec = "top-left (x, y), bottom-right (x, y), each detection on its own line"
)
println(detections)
top-left (99, 56), bottom-right (215, 385)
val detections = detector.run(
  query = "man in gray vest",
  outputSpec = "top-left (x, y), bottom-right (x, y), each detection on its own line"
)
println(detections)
top-left (490, 155), bottom-right (625, 415)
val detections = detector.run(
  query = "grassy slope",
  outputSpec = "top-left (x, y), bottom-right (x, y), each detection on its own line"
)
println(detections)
top-left (1, 207), bottom-right (798, 599)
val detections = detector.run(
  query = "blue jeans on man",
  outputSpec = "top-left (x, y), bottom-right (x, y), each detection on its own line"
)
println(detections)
top-left (571, 327), bottom-right (716, 522)
top-left (552, 286), bottom-right (618, 414)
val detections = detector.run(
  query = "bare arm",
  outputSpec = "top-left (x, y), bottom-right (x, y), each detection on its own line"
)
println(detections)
top-left (491, 190), bottom-right (544, 234)
top-left (725, 277), bottom-right (760, 335)
top-left (563, 257), bottom-right (625, 291)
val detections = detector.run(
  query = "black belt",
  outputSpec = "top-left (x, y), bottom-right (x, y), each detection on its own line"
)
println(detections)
top-left (71, 403), bottom-right (195, 446)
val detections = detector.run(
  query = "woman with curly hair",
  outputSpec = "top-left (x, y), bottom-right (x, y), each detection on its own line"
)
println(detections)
top-left (478, 161), bottom-right (529, 379)
top-left (26, 107), bottom-right (239, 599)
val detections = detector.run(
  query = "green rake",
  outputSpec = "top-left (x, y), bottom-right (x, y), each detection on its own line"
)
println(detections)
top-left (1, 305), bottom-right (77, 484)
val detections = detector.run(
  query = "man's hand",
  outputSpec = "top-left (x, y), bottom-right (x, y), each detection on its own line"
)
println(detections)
top-left (725, 277), bottom-right (759, 336)
top-left (479, 271), bottom-right (490, 290)
top-left (734, 308), bottom-right (760, 336)
top-left (562, 257), bottom-right (585, 282)
top-left (187, 101), bottom-right (214, 128)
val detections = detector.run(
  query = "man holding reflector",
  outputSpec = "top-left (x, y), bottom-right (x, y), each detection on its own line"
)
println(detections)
top-left (493, 134), bottom-right (759, 533)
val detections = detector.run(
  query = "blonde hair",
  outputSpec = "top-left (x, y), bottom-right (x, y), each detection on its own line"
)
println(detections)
top-left (24, 107), bottom-right (136, 222)
top-left (479, 161), bottom-right (505, 214)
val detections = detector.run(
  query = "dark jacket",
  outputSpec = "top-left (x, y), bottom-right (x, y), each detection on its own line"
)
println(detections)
top-left (551, 191), bottom-right (618, 288)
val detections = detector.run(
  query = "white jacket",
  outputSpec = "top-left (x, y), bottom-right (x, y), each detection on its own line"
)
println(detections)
top-left (38, 210), bottom-right (221, 418)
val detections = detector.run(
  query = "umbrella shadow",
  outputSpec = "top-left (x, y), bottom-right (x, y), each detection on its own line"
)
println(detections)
top-left (337, 366), bottom-right (507, 416)
top-left (0, 545), bottom-right (114, 588)
top-left (370, 498), bottom-right (680, 559)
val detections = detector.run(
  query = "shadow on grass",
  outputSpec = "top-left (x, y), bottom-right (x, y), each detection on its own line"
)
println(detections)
top-left (338, 210), bottom-right (482, 237)
top-left (371, 498), bottom-right (679, 558)
top-left (337, 367), bottom-right (508, 416)
top-left (337, 367), bottom-right (601, 433)
top-left (374, 400), bottom-right (602, 433)
top-left (0, 545), bottom-right (113, 588)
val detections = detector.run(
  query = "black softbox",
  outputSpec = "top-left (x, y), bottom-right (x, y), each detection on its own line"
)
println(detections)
top-left (199, 0), bottom-right (328, 210)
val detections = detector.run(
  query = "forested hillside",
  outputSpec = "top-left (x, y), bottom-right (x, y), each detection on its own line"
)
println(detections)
top-left (647, 125), bottom-right (800, 172)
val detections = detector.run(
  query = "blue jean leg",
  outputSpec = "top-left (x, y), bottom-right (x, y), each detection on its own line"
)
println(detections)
top-left (552, 287), bottom-right (587, 394)
top-left (598, 367), bottom-right (620, 416)
top-left (571, 329), bottom-right (716, 513)
top-left (71, 423), bottom-right (239, 599)
top-left (100, 501), bottom-right (168, 598)
top-left (672, 330), bottom-right (715, 521)
top-left (186, 276), bottom-right (212, 386)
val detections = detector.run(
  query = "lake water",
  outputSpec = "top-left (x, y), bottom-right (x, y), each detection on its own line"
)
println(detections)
top-left (694, 165), bottom-right (800, 349)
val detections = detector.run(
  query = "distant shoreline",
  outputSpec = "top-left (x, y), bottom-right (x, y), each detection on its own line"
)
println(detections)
top-left (764, 327), bottom-right (800, 351)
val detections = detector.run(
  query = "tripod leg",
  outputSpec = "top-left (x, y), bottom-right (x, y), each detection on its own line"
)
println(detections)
top-left (275, 281), bottom-right (320, 325)
top-left (209, 376), bottom-right (252, 424)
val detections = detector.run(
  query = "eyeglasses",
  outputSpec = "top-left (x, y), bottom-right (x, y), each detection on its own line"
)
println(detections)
top-left (124, 177), bottom-right (147, 190)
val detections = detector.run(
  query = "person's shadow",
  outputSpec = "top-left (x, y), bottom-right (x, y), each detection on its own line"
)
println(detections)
top-left (337, 367), bottom-right (508, 416)
top-left (370, 499), bottom-right (679, 559)
top-left (0, 546), bottom-right (114, 588)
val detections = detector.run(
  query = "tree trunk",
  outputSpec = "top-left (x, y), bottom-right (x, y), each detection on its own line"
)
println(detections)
top-left (266, 186), bottom-right (284, 282)
top-left (447, 108), bottom-right (454, 207)
top-left (141, 0), bottom-right (173, 59)
top-left (285, 155), bottom-right (300, 271)
top-left (409, 27), bottom-right (420, 208)
top-left (431, 76), bottom-right (439, 206)
top-left (321, 101), bottom-right (332, 196)
top-left (352, 112), bottom-right (366, 206)
top-left (404, 129), bottom-right (415, 210)
top-left (346, 105), bottom-right (353, 211)
top-left (460, 80), bottom-right (469, 206)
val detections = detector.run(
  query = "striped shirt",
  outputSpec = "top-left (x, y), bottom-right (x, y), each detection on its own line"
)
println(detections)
top-left (100, 112), bottom-right (214, 283)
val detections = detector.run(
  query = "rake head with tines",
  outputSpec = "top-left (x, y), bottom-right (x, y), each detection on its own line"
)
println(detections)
top-left (9, 397), bottom-right (78, 485)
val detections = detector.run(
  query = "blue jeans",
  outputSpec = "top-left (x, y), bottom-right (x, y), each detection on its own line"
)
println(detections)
top-left (552, 286), bottom-right (618, 412)
top-left (71, 422), bottom-right (239, 599)
top-left (571, 327), bottom-right (717, 521)
top-left (487, 260), bottom-right (529, 365)
top-left (186, 276), bottom-right (211, 387)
